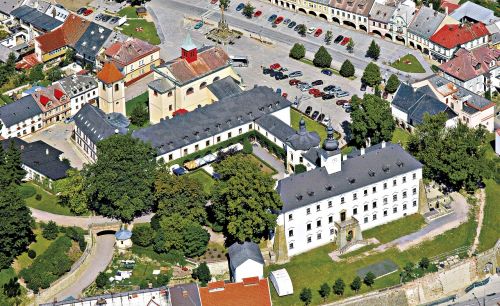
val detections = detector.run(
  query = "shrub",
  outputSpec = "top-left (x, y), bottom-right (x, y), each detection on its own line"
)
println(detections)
top-left (95, 271), bottom-right (109, 288)
top-left (42, 221), bottom-right (59, 240)
top-left (35, 194), bottom-right (42, 201)
top-left (294, 164), bottom-right (306, 174)
top-left (130, 105), bottom-right (149, 126)
top-left (313, 46), bottom-right (332, 68)
top-left (289, 43), bottom-right (306, 60)
top-left (18, 185), bottom-right (36, 199)
top-left (242, 137), bottom-right (253, 154)
top-left (192, 262), bottom-right (211, 286)
top-left (27, 250), bottom-right (36, 259)
top-left (340, 60), bottom-right (355, 78)
top-left (64, 226), bottom-right (87, 251)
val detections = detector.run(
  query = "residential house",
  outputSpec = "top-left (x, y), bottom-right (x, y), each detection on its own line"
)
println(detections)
top-left (276, 140), bottom-right (423, 257)
top-left (1, 137), bottom-right (70, 187)
top-left (31, 83), bottom-right (71, 125)
top-left (228, 242), bottom-right (265, 282)
top-left (329, 0), bottom-right (374, 32)
top-left (10, 5), bottom-right (62, 38)
top-left (199, 278), bottom-right (272, 306)
top-left (391, 82), bottom-right (458, 129)
top-left (429, 22), bottom-right (490, 62)
top-left (407, 5), bottom-right (458, 55)
top-left (369, 1), bottom-right (397, 39)
top-left (388, 0), bottom-right (416, 45)
top-left (0, 95), bottom-right (43, 139)
top-left (413, 75), bottom-right (496, 132)
top-left (438, 45), bottom-right (500, 94)
top-left (450, 1), bottom-right (498, 24)
top-left (133, 86), bottom-right (290, 162)
top-left (102, 37), bottom-right (161, 85)
top-left (266, 0), bottom-right (330, 22)
top-left (73, 103), bottom-right (129, 162)
top-left (73, 22), bottom-right (112, 64)
top-left (0, 0), bottom-right (22, 20)
top-left (56, 74), bottom-right (98, 115)
top-left (147, 34), bottom-right (241, 123)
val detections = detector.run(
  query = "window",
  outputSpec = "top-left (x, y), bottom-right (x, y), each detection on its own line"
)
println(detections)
top-left (306, 208), bottom-right (311, 215)
top-left (288, 214), bottom-right (293, 221)
top-left (364, 217), bottom-right (368, 223)
top-left (288, 230), bottom-right (294, 237)
top-left (372, 201), bottom-right (377, 209)
top-left (328, 201), bottom-right (332, 208)
top-left (403, 191), bottom-right (407, 199)
top-left (194, 144), bottom-right (199, 151)
top-left (372, 186), bottom-right (376, 193)
top-left (168, 91), bottom-right (173, 97)
top-left (413, 188), bottom-right (417, 195)
top-left (403, 204), bottom-right (407, 210)
top-left (373, 214), bottom-right (377, 221)
top-left (238, 128), bottom-right (242, 134)
top-left (393, 194), bottom-right (397, 202)
top-left (186, 87), bottom-right (194, 95)
top-left (413, 200), bottom-right (417, 207)
top-left (364, 189), bottom-right (368, 196)
top-left (341, 197), bottom-right (345, 204)
top-left (199, 82), bottom-right (207, 89)
top-left (307, 236), bottom-right (312, 243)
top-left (168, 154), bottom-right (173, 161)
top-left (316, 205), bottom-right (321, 212)
top-left (114, 83), bottom-right (120, 91)
top-left (393, 207), bottom-right (398, 213)
top-left (317, 233), bottom-right (322, 240)
top-left (328, 216), bottom-right (333, 223)
top-left (384, 210), bottom-right (388, 217)
top-left (383, 197), bottom-right (388, 204)
top-left (249, 124), bottom-right (253, 129)
top-left (403, 176), bottom-right (406, 183)
top-left (364, 204), bottom-right (368, 212)
top-left (169, 105), bottom-right (173, 111)
top-left (307, 223), bottom-right (311, 231)
top-left (317, 220), bottom-right (321, 227)
top-left (393, 179), bottom-right (397, 186)
top-left (206, 140), bottom-right (210, 146)
top-left (413, 173), bottom-right (416, 180)
top-left (353, 193), bottom-right (357, 200)
top-left (183, 148), bottom-right (188, 156)
top-left (216, 136), bottom-right (221, 143)
top-left (330, 228), bottom-right (335, 235)
top-left (289, 242), bottom-right (294, 249)
top-left (353, 208), bottom-right (357, 215)
top-left (383, 182), bottom-right (387, 189)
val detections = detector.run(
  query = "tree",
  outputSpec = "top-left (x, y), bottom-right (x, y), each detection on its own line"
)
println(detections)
top-left (298, 24), bottom-right (307, 36)
top-left (242, 2), bottom-right (255, 18)
top-left (182, 223), bottom-right (210, 257)
top-left (484, 89), bottom-right (492, 100)
top-left (5, 53), bottom-right (16, 74)
top-left (154, 171), bottom-right (207, 223)
top-left (319, 282), bottom-right (331, 301)
top-left (363, 271), bottom-right (375, 287)
top-left (419, 257), bottom-right (430, 270)
top-left (62, 48), bottom-right (75, 66)
top-left (289, 43), bottom-right (306, 60)
top-left (313, 46), bottom-right (332, 68)
top-left (407, 113), bottom-right (492, 191)
top-left (294, 164), bottom-right (306, 174)
top-left (400, 262), bottom-right (416, 283)
top-left (347, 39), bottom-right (355, 53)
top-left (219, 0), bottom-right (230, 24)
top-left (83, 134), bottom-right (157, 222)
top-left (42, 221), bottom-right (59, 240)
top-left (299, 288), bottom-right (312, 305)
top-left (210, 154), bottom-right (283, 243)
top-left (131, 224), bottom-right (155, 247)
top-left (29, 64), bottom-right (44, 82)
top-left (58, 169), bottom-right (90, 215)
top-left (192, 262), bottom-right (211, 286)
top-left (350, 276), bottom-right (362, 292)
top-left (95, 271), bottom-right (109, 288)
top-left (349, 94), bottom-right (395, 147)
top-left (366, 40), bottom-right (380, 60)
top-left (362, 62), bottom-right (382, 87)
top-left (340, 60), bottom-right (355, 78)
top-left (4, 141), bottom-right (26, 186)
top-left (325, 30), bottom-right (333, 44)
top-left (333, 278), bottom-right (345, 295)
top-left (0, 184), bottom-right (34, 269)
top-left (129, 105), bottom-right (149, 127)
top-left (47, 67), bottom-right (63, 82)
top-left (385, 74), bottom-right (400, 93)
top-left (3, 277), bottom-right (21, 298)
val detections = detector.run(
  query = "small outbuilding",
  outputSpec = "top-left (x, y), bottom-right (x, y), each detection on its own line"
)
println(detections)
top-left (115, 229), bottom-right (132, 253)
top-left (228, 241), bottom-right (264, 283)
top-left (136, 7), bottom-right (147, 17)
top-left (269, 268), bottom-right (293, 296)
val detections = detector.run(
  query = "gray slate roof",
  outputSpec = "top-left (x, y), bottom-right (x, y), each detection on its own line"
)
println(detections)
top-left (228, 242), bottom-right (264, 271)
top-left (408, 6), bottom-right (446, 39)
top-left (285, 118), bottom-right (321, 151)
top-left (450, 1), bottom-right (498, 24)
top-left (0, 0), bottom-right (22, 15)
top-left (0, 95), bottom-right (42, 128)
top-left (10, 5), bottom-right (62, 31)
top-left (207, 76), bottom-right (242, 100)
top-left (132, 86), bottom-right (291, 155)
top-left (169, 283), bottom-right (202, 306)
top-left (0, 45), bottom-right (19, 63)
top-left (369, 2), bottom-right (397, 23)
top-left (74, 23), bottom-right (112, 61)
top-left (277, 143), bottom-right (423, 213)
top-left (148, 78), bottom-right (174, 94)
top-left (74, 104), bottom-right (129, 145)
top-left (302, 147), bottom-right (340, 166)
top-left (255, 114), bottom-right (296, 144)
top-left (57, 74), bottom-right (97, 98)
top-left (1, 138), bottom-right (70, 180)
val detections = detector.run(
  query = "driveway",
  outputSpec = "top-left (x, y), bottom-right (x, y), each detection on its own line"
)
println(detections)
top-left (252, 144), bottom-right (286, 179)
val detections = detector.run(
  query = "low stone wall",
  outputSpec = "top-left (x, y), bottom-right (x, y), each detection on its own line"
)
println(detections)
top-left (207, 260), bottom-right (229, 277)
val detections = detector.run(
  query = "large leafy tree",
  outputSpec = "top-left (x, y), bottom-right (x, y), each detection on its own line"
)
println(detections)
top-left (333, 278), bottom-right (345, 295)
top-left (350, 276), bottom-right (362, 292)
top-left (340, 60), bottom-right (355, 78)
top-left (407, 113), bottom-right (492, 191)
top-left (154, 172), bottom-right (207, 223)
top-left (350, 94), bottom-right (395, 148)
top-left (289, 43), bottom-right (306, 60)
top-left (313, 46), bottom-right (332, 68)
top-left (242, 2), bottom-right (255, 18)
top-left (192, 262), bottom-right (211, 286)
top-left (58, 169), bottom-right (90, 215)
top-left (385, 74), bottom-right (400, 93)
top-left (361, 62), bottom-right (382, 87)
top-left (366, 40), bottom-right (380, 60)
top-left (210, 154), bottom-right (282, 243)
top-left (83, 134), bottom-right (157, 222)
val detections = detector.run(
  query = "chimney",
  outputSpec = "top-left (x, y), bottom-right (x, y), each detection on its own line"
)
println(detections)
top-left (360, 147), bottom-right (365, 155)
top-left (381, 141), bottom-right (386, 148)
top-left (342, 154), bottom-right (348, 161)
top-left (182, 290), bottom-right (188, 298)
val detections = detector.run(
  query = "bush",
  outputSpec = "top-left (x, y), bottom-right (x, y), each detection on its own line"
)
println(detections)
top-left (242, 137), bottom-right (253, 154)
top-left (18, 185), bottom-right (36, 199)
top-left (340, 60), bottom-right (355, 78)
top-left (27, 250), bottom-right (36, 259)
top-left (95, 271), bottom-right (109, 288)
top-left (132, 224), bottom-right (155, 247)
top-left (192, 262), bottom-right (211, 286)
top-left (313, 46), bottom-right (332, 68)
top-left (64, 226), bottom-right (87, 251)
top-left (130, 105), bottom-right (149, 126)
top-left (42, 221), bottom-right (59, 240)
top-left (294, 164), bottom-right (306, 174)
top-left (289, 43), bottom-right (306, 60)
top-left (35, 194), bottom-right (42, 201)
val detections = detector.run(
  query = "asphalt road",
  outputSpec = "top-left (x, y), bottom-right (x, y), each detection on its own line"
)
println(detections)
top-left (451, 275), bottom-right (500, 306)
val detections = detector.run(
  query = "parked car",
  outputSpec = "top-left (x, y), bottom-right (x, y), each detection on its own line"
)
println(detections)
top-left (274, 16), bottom-right (284, 24)
top-left (305, 106), bottom-right (312, 115)
top-left (299, 84), bottom-right (311, 91)
top-left (322, 93), bottom-right (335, 100)
top-left (294, 24), bottom-right (302, 31)
top-left (340, 37), bottom-right (350, 45)
top-left (268, 14), bottom-right (277, 22)
top-left (210, 0), bottom-right (218, 4)
top-left (101, 14), bottom-right (111, 22)
top-left (276, 88), bottom-right (282, 95)
top-left (307, 26), bottom-right (316, 34)
top-left (109, 16), bottom-right (119, 24)
top-left (317, 113), bottom-right (325, 122)
top-left (254, 10), bottom-right (262, 17)
top-left (263, 68), bottom-right (271, 74)
top-left (282, 92), bottom-right (288, 98)
top-left (342, 102), bottom-right (351, 109)
top-left (360, 83), bottom-right (367, 91)
top-left (289, 79), bottom-right (301, 86)
top-left (321, 69), bottom-right (332, 76)
top-left (270, 63), bottom-right (281, 70)
top-left (311, 80), bottom-right (324, 86)
top-left (336, 99), bottom-right (349, 105)
top-left (336, 91), bottom-right (349, 98)
top-left (334, 35), bottom-right (344, 44)
top-left (324, 85), bottom-right (337, 92)
top-left (77, 7), bottom-right (86, 15)
top-left (288, 21), bottom-right (296, 28)
top-left (236, 3), bottom-right (245, 11)
top-left (64, 116), bottom-right (74, 124)
top-left (309, 88), bottom-right (321, 95)
top-left (313, 91), bottom-right (324, 98)
top-left (275, 72), bottom-right (289, 80)
top-left (94, 13), bottom-right (103, 21)
top-left (314, 28), bottom-right (323, 37)
top-left (194, 20), bottom-right (204, 29)
top-left (345, 106), bottom-right (352, 113)
top-left (83, 9), bottom-right (93, 16)
top-left (283, 18), bottom-right (291, 24)
top-left (311, 111), bottom-right (319, 120)
top-left (289, 71), bottom-right (303, 78)
top-left (322, 116), bottom-right (330, 125)
top-left (269, 70), bottom-right (277, 77)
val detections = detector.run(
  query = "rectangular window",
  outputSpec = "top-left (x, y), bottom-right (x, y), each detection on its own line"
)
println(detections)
top-left (289, 214), bottom-right (293, 221)
top-left (306, 208), bottom-right (311, 215)
top-left (194, 144), bottom-right (199, 151)
top-left (403, 204), bottom-right (407, 210)
top-left (364, 189), bottom-right (368, 196)
top-left (413, 173), bottom-right (416, 180)
top-left (183, 148), bottom-right (188, 156)
top-left (328, 201), bottom-right (332, 208)
top-left (206, 140), bottom-right (210, 146)
top-left (403, 176), bottom-right (406, 183)
top-left (216, 136), bottom-right (221, 143)
top-left (383, 198), bottom-right (388, 204)
top-left (317, 233), bottom-right (322, 240)
top-left (403, 191), bottom-right (407, 198)
top-left (330, 228), bottom-right (335, 235)
top-left (307, 223), bottom-right (311, 231)
top-left (328, 216), bottom-right (333, 223)
top-left (169, 105), bottom-right (173, 111)
top-left (373, 214), bottom-right (377, 221)
top-left (372, 186), bottom-right (376, 193)
top-left (353, 193), bottom-right (357, 200)
top-left (413, 200), bottom-right (417, 207)
top-left (372, 201), bottom-right (377, 209)
top-left (353, 208), bottom-right (357, 215)
top-left (317, 220), bottom-right (321, 227)
top-left (316, 205), bottom-right (320, 212)
top-left (249, 124), bottom-right (253, 129)
top-left (384, 210), bottom-right (388, 217)
top-left (393, 207), bottom-right (398, 213)
top-left (364, 217), bottom-right (368, 223)
top-left (413, 188), bottom-right (417, 195)
top-left (168, 154), bottom-right (173, 161)
top-left (307, 236), bottom-right (312, 243)
top-left (227, 132), bottom-right (232, 138)
top-left (341, 197), bottom-right (345, 204)
top-left (393, 179), bottom-right (397, 187)
top-left (238, 128), bottom-right (242, 134)
top-left (289, 243), bottom-right (294, 249)
top-left (364, 204), bottom-right (368, 212)
top-left (393, 194), bottom-right (397, 202)
top-left (383, 182), bottom-right (387, 189)
top-left (288, 230), bottom-right (293, 237)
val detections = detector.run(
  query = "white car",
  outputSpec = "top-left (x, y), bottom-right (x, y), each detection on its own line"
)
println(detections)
top-left (322, 116), bottom-right (330, 125)
top-left (307, 27), bottom-right (316, 34)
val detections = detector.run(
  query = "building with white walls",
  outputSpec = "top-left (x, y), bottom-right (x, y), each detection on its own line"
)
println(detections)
top-left (228, 242), bottom-right (265, 283)
top-left (56, 74), bottom-right (98, 116)
top-left (0, 95), bottom-right (43, 139)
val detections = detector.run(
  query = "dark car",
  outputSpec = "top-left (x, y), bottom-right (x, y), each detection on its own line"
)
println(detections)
top-left (305, 106), bottom-right (312, 115)
top-left (101, 14), bottom-right (111, 22)
top-left (275, 73), bottom-right (289, 80)
top-left (334, 35), bottom-right (344, 44)
top-left (294, 24), bottom-right (302, 31)
top-left (345, 106), bottom-right (352, 113)
top-left (110, 16), bottom-right (119, 24)
top-left (360, 83), bottom-right (367, 91)
top-left (321, 69), bottom-right (332, 76)
top-left (322, 93), bottom-right (335, 100)
top-left (311, 111), bottom-right (319, 120)
top-left (263, 68), bottom-right (272, 74)
top-left (77, 7), bottom-right (86, 14)
top-left (269, 70), bottom-right (277, 77)
top-left (336, 99), bottom-right (349, 105)
top-left (288, 21), bottom-right (296, 28)
top-left (324, 85), bottom-right (337, 92)
top-left (236, 3), bottom-right (245, 11)
top-left (317, 113), bottom-right (325, 122)
top-left (268, 14), bottom-right (277, 22)
top-left (311, 80), bottom-right (323, 86)
top-left (289, 79), bottom-right (301, 86)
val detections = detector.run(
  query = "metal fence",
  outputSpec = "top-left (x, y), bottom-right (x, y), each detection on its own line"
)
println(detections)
top-left (464, 277), bottom-right (490, 293)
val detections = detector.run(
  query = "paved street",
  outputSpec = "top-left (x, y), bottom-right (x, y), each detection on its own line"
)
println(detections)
top-left (451, 275), bottom-right (500, 306)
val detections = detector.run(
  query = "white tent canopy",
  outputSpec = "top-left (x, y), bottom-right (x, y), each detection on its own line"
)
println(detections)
top-left (270, 269), bottom-right (293, 296)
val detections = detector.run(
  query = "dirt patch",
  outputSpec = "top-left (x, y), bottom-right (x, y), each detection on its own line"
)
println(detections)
top-left (56, 0), bottom-right (92, 11)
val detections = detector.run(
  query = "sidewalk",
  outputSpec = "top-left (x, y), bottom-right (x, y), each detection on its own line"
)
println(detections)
top-left (252, 144), bottom-right (286, 180)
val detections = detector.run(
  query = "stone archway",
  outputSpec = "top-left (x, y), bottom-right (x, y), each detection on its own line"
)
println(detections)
top-left (343, 20), bottom-right (357, 30)
top-left (409, 41), bottom-right (415, 49)
top-left (309, 10), bottom-right (317, 17)
top-left (319, 13), bottom-right (328, 21)
top-left (332, 17), bottom-right (340, 24)
top-left (96, 230), bottom-right (117, 236)
top-left (359, 25), bottom-right (367, 32)
top-left (298, 8), bottom-right (307, 14)
top-left (423, 48), bottom-right (430, 55)
top-left (335, 218), bottom-right (362, 249)
top-left (372, 30), bottom-right (383, 37)
top-left (385, 33), bottom-right (393, 40)
top-left (417, 44), bottom-right (423, 52)
top-left (396, 36), bottom-right (406, 45)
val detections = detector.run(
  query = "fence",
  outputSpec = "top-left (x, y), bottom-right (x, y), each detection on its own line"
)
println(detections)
top-left (464, 277), bottom-right (490, 293)
top-left (429, 245), bottom-right (470, 262)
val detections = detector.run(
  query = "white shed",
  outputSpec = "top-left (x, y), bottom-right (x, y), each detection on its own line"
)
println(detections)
top-left (228, 241), bottom-right (264, 283)
top-left (270, 268), bottom-right (293, 296)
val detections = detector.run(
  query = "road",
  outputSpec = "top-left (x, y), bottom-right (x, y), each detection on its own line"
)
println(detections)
top-left (451, 275), bottom-right (500, 306)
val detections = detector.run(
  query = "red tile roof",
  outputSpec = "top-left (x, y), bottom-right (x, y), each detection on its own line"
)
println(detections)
top-left (440, 1), bottom-right (460, 14)
top-left (15, 53), bottom-right (41, 70)
top-left (54, 89), bottom-right (64, 100)
top-left (166, 46), bottom-right (230, 84)
top-left (199, 278), bottom-right (272, 306)
top-left (35, 14), bottom-right (90, 53)
top-left (31, 83), bottom-right (69, 113)
top-left (430, 22), bottom-right (489, 49)
top-left (105, 38), bottom-right (160, 66)
top-left (439, 46), bottom-right (500, 81)
top-left (97, 62), bottom-right (124, 84)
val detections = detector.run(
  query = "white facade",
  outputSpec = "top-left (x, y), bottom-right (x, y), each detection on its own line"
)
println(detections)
top-left (278, 166), bottom-right (422, 257)
top-left (0, 113), bottom-right (43, 139)
top-left (233, 259), bottom-right (264, 283)
top-left (74, 124), bottom-right (97, 162)
top-left (430, 35), bottom-right (489, 62)
top-left (68, 88), bottom-right (98, 115)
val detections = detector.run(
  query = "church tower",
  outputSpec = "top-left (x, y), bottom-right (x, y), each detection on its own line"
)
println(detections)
top-left (96, 62), bottom-right (126, 115)
top-left (180, 34), bottom-right (198, 63)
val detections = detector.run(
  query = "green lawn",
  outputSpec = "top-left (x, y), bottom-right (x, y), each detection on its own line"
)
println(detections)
top-left (119, 19), bottom-right (161, 45)
top-left (117, 6), bottom-right (139, 18)
top-left (390, 54), bottom-right (426, 73)
top-left (477, 180), bottom-right (499, 252)
top-left (0, 268), bottom-right (16, 287)
top-left (246, 154), bottom-right (277, 175)
top-left (15, 229), bottom-right (54, 272)
top-left (24, 183), bottom-right (74, 216)
top-left (291, 109), bottom-right (327, 141)
top-left (126, 92), bottom-right (149, 116)
top-left (187, 169), bottom-right (215, 195)
top-left (391, 127), bottom-right (411, 148)
top-left (267, 215), bottom-right (477, 306)
top-left (0, 94), bottom-right (13, 106)
top-left (363, 214), bottom-right (426, 244)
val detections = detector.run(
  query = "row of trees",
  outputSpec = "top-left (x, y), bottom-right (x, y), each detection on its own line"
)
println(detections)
top-left (290, 44), bottom-right (356, 78)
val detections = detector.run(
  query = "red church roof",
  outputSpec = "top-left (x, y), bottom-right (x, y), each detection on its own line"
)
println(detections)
top-left (54, 89), bottom-right (64, 100)
top-left (430, 23), bottom-right (489, 49)
top-left (96, 62), bottom-right (124, 84)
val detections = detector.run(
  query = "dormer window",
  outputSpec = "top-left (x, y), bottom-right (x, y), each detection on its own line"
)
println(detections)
top-left (296, 194), bottom-right (303, 200)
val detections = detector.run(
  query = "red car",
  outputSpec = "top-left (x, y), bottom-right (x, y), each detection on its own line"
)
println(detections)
top-left (309, 88), bottom-right (320, 95)
top-left (340, 37), bottom-right (350, 45)
top-left (313, 91), bottom-right (324, 98)
top-left (314, 28), bottom-right (323, 37)
top-left (274, 16), bottom-right (284, 24)
top-left (282, 92), bottom-right (288, 98)
top-left (254, 10), bottom-right (262, 17)
top-left (336, 99), bottom-right (349, 105)
top-left (210, 0), bottom-right (218, 4)
top-left (289, 79), bottom-right (301, 86)
top-left (83, 9), bottom-right (93, 16)
top-left (270, 63), bottom-right (281, 70)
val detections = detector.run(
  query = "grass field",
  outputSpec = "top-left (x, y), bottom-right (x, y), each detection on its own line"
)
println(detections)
top-left (391, 127), bottom-right (411, 148)
top-left (390, 54), bottom-right (426, 73)
top-left (55, 0), bottom-right (91, 11)
top-left (291, 108), bottom-right (327, 141)
top-left (362, 214), bottom-right (426, 244)
top-left (118, 6), bottom-right (138, 18)
top-left (126, 92), bottom-right (149, 116)
top-left (246, 154), bottom-right (277, 175)
top-left (24, 183), bottom-right (74, 216)
top-left (477, 179), bottom-right (500, 252)
top-left (0, 267), bottom-right (16, 287)
top-left (14, 230), bottom-right (55, 272)
top-left (187, 169), bottom-right (215, 195)
top-left (119, 19), bottom-right (161, 45)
